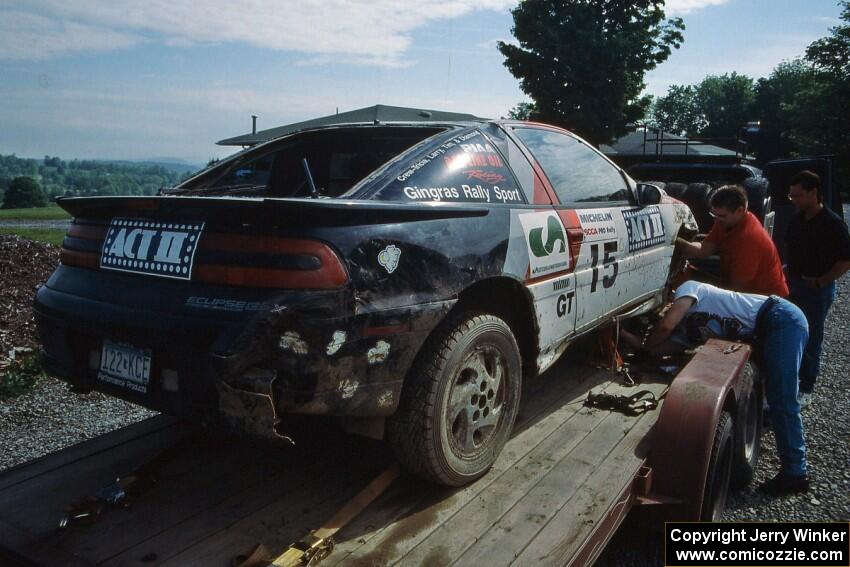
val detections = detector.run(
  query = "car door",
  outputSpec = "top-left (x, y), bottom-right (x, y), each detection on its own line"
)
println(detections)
top-left (509, 125), bottom-right (645, 333)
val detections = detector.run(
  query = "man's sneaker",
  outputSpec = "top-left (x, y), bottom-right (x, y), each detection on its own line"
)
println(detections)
top-left (758, 472), bottom-right (810, 496)
top-left (798, 391), bottom-right (813, 410)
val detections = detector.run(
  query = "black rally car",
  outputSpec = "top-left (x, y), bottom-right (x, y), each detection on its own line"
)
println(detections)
top-left (35, 119), bottom-right (696, 485)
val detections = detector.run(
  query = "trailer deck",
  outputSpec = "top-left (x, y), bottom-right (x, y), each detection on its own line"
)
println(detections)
top-left (0, 349), bottom-right (675, 567)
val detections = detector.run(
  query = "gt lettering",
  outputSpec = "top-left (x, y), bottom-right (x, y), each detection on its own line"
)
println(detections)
top-left (556, 291), bottom-right (575, 318)
top-left (590, 241), bottom-right (619, 293)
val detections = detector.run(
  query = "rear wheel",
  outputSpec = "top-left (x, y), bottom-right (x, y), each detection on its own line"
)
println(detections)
top-left (387, 313), bottom-right (522, 486)
top-left (701, 411), bottom-right (734, 522)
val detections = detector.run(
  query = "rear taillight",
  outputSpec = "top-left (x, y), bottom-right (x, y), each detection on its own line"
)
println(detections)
top-left (59, 222), bottom-right (106, 269)
top-left (194, 235), bottom-right (349, 289)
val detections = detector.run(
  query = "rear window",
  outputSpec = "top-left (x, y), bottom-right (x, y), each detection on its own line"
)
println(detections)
top-left (174, 126), bottom-right (444, 198)
top-left (371, 129), bottom-right (525, 205)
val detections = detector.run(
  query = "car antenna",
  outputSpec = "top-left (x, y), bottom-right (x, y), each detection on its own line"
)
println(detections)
top-left (301, 158), bottom-right (319, 199)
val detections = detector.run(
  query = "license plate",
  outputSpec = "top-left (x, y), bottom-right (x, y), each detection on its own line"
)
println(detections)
top-left (98, 340), bottom-right (152, 393)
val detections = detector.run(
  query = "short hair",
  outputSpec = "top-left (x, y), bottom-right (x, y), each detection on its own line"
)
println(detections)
top-left (790, 170), bottom-right (820, 191)
top-left (710, 185), bottom-right (747, 211)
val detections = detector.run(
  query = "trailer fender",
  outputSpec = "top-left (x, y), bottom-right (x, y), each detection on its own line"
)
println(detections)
top-left (646, 339), bottom-right (751, 521)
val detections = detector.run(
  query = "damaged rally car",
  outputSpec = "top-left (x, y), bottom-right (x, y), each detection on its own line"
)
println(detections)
top-left (35, 120), bottom-right (697, 486)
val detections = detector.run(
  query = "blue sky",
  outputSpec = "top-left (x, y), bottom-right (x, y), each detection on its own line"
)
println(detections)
top-left (0, 0), bottom-right (843, 164)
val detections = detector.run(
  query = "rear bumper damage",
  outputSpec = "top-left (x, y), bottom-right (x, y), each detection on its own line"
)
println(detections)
top-left (34, 276), bottom-right (454, 438)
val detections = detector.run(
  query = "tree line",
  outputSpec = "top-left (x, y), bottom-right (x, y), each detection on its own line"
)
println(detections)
top-left (0, 154), bottom-right (195, 208)
top-left (500, 0), bottom-right (849, 191)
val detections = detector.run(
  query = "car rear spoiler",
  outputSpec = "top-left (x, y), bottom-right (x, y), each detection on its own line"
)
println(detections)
top-left (56, 196), bottom-right (489, 226)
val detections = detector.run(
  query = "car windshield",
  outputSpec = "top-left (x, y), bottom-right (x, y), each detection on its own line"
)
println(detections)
top-left (172, 126), bottom-right (445, 198)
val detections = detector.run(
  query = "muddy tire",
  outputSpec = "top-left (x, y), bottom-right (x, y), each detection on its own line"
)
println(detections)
top-left (683, 183), bottom-right (715, 232)
top-left (386, 313), bottom-right (522, 486)
top-left (664, 182), bottom-right (688, 199)
top-left (731, 361), bottom-right (763, 489)
top-left (700, 411), bottom-right (734, 522)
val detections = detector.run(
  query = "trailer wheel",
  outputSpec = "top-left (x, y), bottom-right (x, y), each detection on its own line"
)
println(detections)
top-left (701, 411), bottom-right (734, 522)
top-left (387, 313), bottom-right (522, 486)
top-left (731, 362), bottom-right (763, 489)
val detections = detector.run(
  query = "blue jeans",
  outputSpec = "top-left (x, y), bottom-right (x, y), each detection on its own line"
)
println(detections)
top-left (760, 298), bottom-right (809, 476)
top-left (789, 278), bottom-right (837, 394)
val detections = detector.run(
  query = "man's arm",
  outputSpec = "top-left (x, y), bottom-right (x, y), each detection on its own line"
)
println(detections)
top-left (804, 260), bottom-right (850, 288)
top-left (676, 238), bottom-right (718, 259)
top-left (644, 296), bottom-right (697, 348)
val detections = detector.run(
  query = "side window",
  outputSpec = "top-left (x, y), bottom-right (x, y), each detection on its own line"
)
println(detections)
top-left (372, 130), bottom-right (526, 205)
top-left (513, 128), bottom-right (631, 205)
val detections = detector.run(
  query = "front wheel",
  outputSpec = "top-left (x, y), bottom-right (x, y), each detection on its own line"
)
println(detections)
top-left (387, 313), bottom-right (522, 486)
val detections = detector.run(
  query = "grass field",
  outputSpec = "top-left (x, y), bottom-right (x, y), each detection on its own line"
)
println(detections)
top-left (0, 227), bottom-right (65, 246)
top-left (0, 206), bottom-right (70, 220)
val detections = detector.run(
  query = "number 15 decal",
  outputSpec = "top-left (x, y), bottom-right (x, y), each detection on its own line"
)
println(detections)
top-left (590, 241), bottom-right (618, 293)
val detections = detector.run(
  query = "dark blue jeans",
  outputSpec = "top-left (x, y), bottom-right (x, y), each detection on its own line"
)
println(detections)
top-left (760, 298), bottom-right (809, 476)
top-left (789, 277), bottom-right (837, 394)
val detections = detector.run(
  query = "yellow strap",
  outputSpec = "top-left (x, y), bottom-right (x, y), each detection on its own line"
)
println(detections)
top-left (236, 462), bottom-right (401, 567)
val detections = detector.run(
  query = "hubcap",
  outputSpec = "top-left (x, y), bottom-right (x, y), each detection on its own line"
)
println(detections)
top-left (446, 345), bottom-right (506, 457)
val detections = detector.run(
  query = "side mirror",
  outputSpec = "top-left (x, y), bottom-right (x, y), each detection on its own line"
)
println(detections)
top-left (637, 183), bottom-right (663, 206)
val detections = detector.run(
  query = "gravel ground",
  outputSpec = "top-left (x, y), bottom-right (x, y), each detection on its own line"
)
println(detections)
top-left (0, 209), bottom-right (847, 563)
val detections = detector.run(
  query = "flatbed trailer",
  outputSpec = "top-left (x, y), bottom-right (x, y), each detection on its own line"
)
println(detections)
top-left (0, 338), bottom-right (757, 567)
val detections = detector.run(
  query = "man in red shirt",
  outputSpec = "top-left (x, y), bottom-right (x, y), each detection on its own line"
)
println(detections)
top-left (676, 185), bottom-right (788, 297)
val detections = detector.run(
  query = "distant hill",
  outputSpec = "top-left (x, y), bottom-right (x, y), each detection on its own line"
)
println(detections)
top-left (0, 154), bottom-right (200, 199)
top-left (104, 159), bottom-right (204, 175)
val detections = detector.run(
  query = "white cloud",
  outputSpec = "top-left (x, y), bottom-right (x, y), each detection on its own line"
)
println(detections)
top-left (0, 1), bottom-right (516, 65)
top-left (0, 11), bottom-right (142, 60)
top-left (665, 0), bottom-right (730, 16)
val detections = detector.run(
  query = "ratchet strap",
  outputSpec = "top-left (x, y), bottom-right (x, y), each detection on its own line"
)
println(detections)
top-left (584, 389), bottom-right (661, 416)
top-left (234, 462), bottom-right (401, 567)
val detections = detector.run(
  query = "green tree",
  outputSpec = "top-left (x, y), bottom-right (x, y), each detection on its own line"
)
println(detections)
top-left (786, 0), bottom-right (850, 193)
top-left (693, 72), bottom-right (756, 139)
top-left (1, 176), bottom-right (48, 209)
top-left (505, 101), bottom-right (538, 120)
top-left (651, 84), bottom-right (705, 136)
top-left (498, 0), bottom-right (684, 145)
top-left (752, 59), bottom-right (813, 162)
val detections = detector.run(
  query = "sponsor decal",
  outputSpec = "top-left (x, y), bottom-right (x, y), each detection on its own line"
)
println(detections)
top-left (622, 206), bottom-right (665, 251)
top-left (518, 212), bottom-right (571, 278)
top-left (100, 218), bottom-right (203, 280)
top-left (396, 131), bottom-right (483, 182)
top-left (578, 208), bottom-right (619, 242)
top-left (378, 244), bottom-right (401, 274)
top-left (552, 277), bottom-right (572, 292)
top-left (402, 184), bottom-right (523, 204)
top-left (556, 291), bottom-right (576, 318)
top-left (465, 169), bottom-right (506, 184)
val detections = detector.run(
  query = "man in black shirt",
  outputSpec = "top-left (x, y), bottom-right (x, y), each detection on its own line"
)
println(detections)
top-left (785, 170), bottom-right (850, 407)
